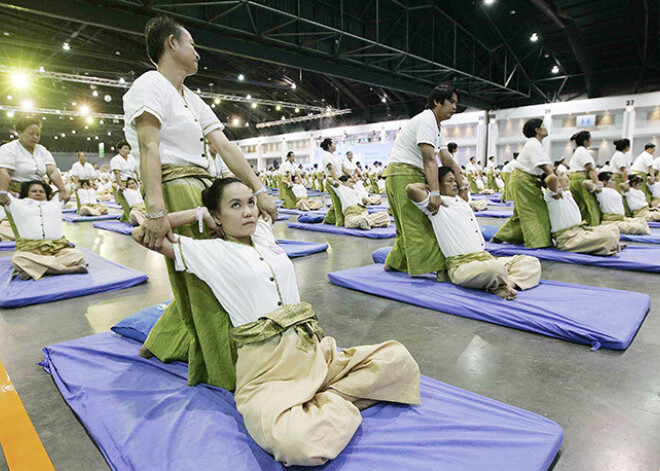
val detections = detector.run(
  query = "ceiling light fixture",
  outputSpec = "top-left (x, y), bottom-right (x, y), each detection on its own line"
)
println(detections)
top-left (530, 33), bottom-right (539, 42)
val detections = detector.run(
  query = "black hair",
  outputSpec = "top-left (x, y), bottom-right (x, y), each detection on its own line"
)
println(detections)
top-left (145, 16), bottom-right (185, 65)
top-left (447, 142), bottom-right (458, 152)
top-left (116, 140), bottom-right (131, 151)
top-left (201, 177), bottom-right (246, 213)
top-left (504, 160), bottom-right (510, 165)
top-left (77, 151), bottom-right (86, 158)
top-left (570, 131), bottom-right (591, 147)
top-left (426, 84), bottom-right (458, 109)
top-left (19, 180), bottom-right (52, 200)
top-left (437, 166), bottom-right (455, 185)
top-left (346, 151), bottom-right (353, 155)
top-left (469, 156), bottom-right (475, 162)
top-left (629, 174), bottom-right (644, 184)
top-left (320, 138), bottom-right (333, 151)
top-left (313, 163), bottom-right (318, 168)
top-left (554, 159), bottom-right (564, 166)
top-left (613, 138), bottom-right (630, 152)
top-left (286, 151), bottom-right (294, 158)
top-left (126, 177), bottom-right (137, 185)
top-left (645, 143), bottom-right (656, 150)
top-left (15, 116), bottom-right (41, 133)
top-left (522, 118), bottom-right (544, 138)
top-left (338, 175), bottom-right (350, 182)
top-left (513, 152), bottom-right (519, 159)
top-left (598, 171), bottom-right (614, 182)
top-left (80, 179), bottom-right (91, 188)
top-left (488, 156), bottom-right (495, 160)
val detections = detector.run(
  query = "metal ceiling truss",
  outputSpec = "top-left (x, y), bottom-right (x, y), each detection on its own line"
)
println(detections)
top-left (0, 0), bottom-right (547, 109)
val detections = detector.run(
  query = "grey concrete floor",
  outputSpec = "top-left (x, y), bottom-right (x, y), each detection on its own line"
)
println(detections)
top-left (0, 205), bottom-right (659, 471)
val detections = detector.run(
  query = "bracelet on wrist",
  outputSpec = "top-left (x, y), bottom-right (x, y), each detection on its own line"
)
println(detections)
top-left (429, 191), bottom-right (441, 197)
top-left (145, 209), bottom-right (168, 219)
top-left (458, 185), bottom-right (468, 191)
top-left (0, 190), bottom-right (8, 195)
top-left (253, 186), bottom-right (267, 197)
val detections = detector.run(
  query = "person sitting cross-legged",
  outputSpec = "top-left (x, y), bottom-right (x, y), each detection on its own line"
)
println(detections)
top-left (407, 166), bottom-right (541, 299)
top-left (335, 176), bottom-right (390, 230)
top-left (291, 176), bottom-right (323, 211)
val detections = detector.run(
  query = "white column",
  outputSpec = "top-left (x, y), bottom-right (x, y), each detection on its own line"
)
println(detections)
top-left (486, 115), bottom-right (498, 164)
top-left (543, 108), bottom-right (553, 156)
top-left (256, 141), bottom-right (265, 172)
top-left (624, 106), bottom-right (636, 151)
top-left (476, 113), bottom-right (488, 164)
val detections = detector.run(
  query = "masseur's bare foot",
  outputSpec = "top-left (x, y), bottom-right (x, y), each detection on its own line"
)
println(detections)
top-left (491, 285), bottom-right (518, 300)
top-left (138, 345), bottom-right (155, 359)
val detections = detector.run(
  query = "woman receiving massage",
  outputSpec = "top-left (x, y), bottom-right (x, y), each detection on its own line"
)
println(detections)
top-left (7, 181), bottom-right (87, 280)
top-left (133, 177), bottom-right (420, 467)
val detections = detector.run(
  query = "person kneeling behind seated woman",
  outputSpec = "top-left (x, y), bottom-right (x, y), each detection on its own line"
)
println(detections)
top-left (132, 178), bottom-right (420, 467)
top-left (583, 172), bottom-right (650, 235)
top-left (407, 167), bottom-right (541, 299)
top-left (291, 175), bottom-right (323, 211)
top-left (543, 174), bottom-right (622, 256)
top-left (121, 177), bottom-right (147, 226)
top-left (77, 180), bottom-right (108, 216)
top-left (624, 175), bottom-right (660, 222)
top-left (7, 181), bottom-right (87, 280)
top-left (335, 176), bottom-right (391, 230)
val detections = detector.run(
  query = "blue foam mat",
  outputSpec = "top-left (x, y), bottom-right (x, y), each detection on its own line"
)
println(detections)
top-left (93, 220), bottom-right (134, 235)
top-left (279, 208), bottom-right (328, 216)
top-left (41, 329), bottom-right (563, 471)
top-left (336, 262), bottom-right (648, 350)
top-left (480, 224), bottom-right (660, 245)
top-left (473, 210), bottom-right (513, 218)
top-left (0, 248), bottom-right (148, 308)
top-left (275, 214), bottom-right (290, 221)
top-left (62, 213), bottom-right (121, 222)
top-left (288, 222), bottom-right (396, 239)
top-left (0, 241), bottom-right (16, 251)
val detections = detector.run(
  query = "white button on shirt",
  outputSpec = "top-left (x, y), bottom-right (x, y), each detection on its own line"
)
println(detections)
top-left (625, 188), bottom-right (649, 211)
top-left (110, 154), bottom-right (138, 182)
top-left (123, 71), bottom-right (224, 169)
top-left (544, 190), bottom-right (582, 233)
top-left (0, 140), bottom-right (56, 182)
top-left (413, 193), bottom-right (485, 258)
top-left (7, 195), bottom-right (63, 240)
top-left (70, 162), bottom-right (98, 181)
top-left (389, 109), bottom-right (447, 170)
top-left (569, 146), bottom-right (595, 173)
top-left (515, 138), bottom-right (551, 176)
top-left (173, 220), bottom-right (301, 327)
top-left (610, 151), bottom-right (631, 174)
top-left (596, 187), bottom-right (625, 215)
top-left (333, 184), bottom-right (364, 212)
top-left (631, 151), bottom-right (654, 173)
top-left (322, 151), bottom-right (343, 178)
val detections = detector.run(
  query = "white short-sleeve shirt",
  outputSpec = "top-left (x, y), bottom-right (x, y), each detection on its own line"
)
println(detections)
top-left (0, 140), bottom-right (56, 182)
top-left (544, 190), bottom-right (582, 233)
top-left (610, 151), bottom-right (630, 174)
top-left (648, 181), bottom-right (660, 198)
top-left (279, 161), bottom-right (295, 177)
top-left (486, 161), bottom-right (496, 173)
top-left (515, 138), bottom-right (551, 176)
top-left (625, 188), bottom-right (649, 211)
top-left (291, 183), bottom-right (308, 199)
top-left (77, 188), bottom-right (99, 206)
top-left (7, 195), bottom-right (63, 240)
top-left (652, 157), bottom-right (660, 172)
top-left (596, 187), bottom-right (625, 216)
top-left (333, 184), bottom-right (364, 211)
top-left (322, 151), bottom-right (343, 178)
top-left (343, 159), bottom-right (357, 176)
top-left (569, 146), bottom-right (596, 173)
top-left (123, 71), bottom-right (224, 169)
top-left (354, 180), bottom-right (369, 200)
top-left (502, 161), bottom-right (515, 174)
top-left (110, 154), bottom-right (138, 182)
top-left (465, 162), bottom-right (478, 175)
top-left (631, 151), bottom-right (654, 174)
top-left (70, 161), bottom-right (97, 181)
top-left (389, 109), bottom-right (447, 170)
top-left (413, 193), bottom-right (485, 257)
top-left (172, 220), bottom-right (300, 327)
top-left (122, 188), bottom-right (144, 208)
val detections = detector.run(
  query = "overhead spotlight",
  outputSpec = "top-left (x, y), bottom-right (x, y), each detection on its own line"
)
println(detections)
top-left (86, 116), bottom-right (93, 124)
top-left (281, 116), bottom-right (285, 120)
top-left (104, 94), bottom-right (112, 102)
top-left (214, 97), bottom-right (221, 105)
top-left (251, 103), bottom-right (258, 109)
top-left (80, 105), bottom-right (90, 115)
top-left (6, 111), bottom-right (14, 118)
top-left (3, 32), bottom-right (9, 36)
top-left (72, 102), bottom-right (77, 106)
top-left (246, 94), bottom-right (252, 100)
top-left (94, 136), bottom-right (99, 140)
top-left (6, 95), bottom-right (12, 100)
top-left (71, 130), bottom-right (76, 134)
top-left (291, 83), bottom-right (297, 90)
top-left (87, 137), bottom-right (91, 141)
top-left (115, 51), bottom-right (121, 56)
top-left (107, 132), bottom-right (112, 136)
top-left (56, 110), bottom-right (61, 114)
top-left (381, 97), bottom-right (387, 103)
top-left (84, 125), bottom-right (88, 129)
top-left (99, 119), bottom-right (104, 124)
top-left (245, 122), bottom-right (250, 127)
top-left (232, 117), bottom-right (240, 126)
top-left (275, 105), bottom-right (282, 111)
top-left (118, 77), bottom-right (126, 84)
top-left (238, 74), bottom-right (245, 81)
top-left (62, 42), bottom-right (70, 51)
top-left (92, 90), bottom-right (99, 97)
top-left (10, 71), bottom-right (29, 89)
top-left (551, 65), bottom-right (560, 74)
top-left (61, 133), bottom-right (66, 137)
top-left (38, 66), bottom-right (45, 73)
top-left (69, 117), bottom-right (73, 120)
top-left (295, 108), bottom-right (300, 113)
top-left (211, 103), bottom-right (216, 108)
top-left (484, 0), bottom-right (495, 4)
top-left (54, 136), bottom-right (58, 140)
top-left (530, 33), bottom-right (539, 42)
top-left (196, 88), bottom-right (201, 94)
top-left (20, 99), bottom-right (33, 110)
top-left (42, 116), bottom-right (46, 120)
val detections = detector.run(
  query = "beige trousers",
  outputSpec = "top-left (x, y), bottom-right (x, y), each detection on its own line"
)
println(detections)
top-left (366, 194), bottom-right (382, 205)
top-left (634, 206), bottom-right (660, 222)
top-left (448, 255), bottom-right (541, 292)
top-left (554, 225), bottom-right (621, 256)
top-left (478, 188), bottom-right (495, 195)
top-left (295, 198), bottom-right (323, 211)
top-left (128, 209), bottom-right (146, 226)
top-left (0, 220), bottom-right (15, 241)
top-left (602, 217), bottom-right (650, 235)
top-left (344, 210), bottom-right (390, 230)
top-left (11, 248), bottom-right (87, 280)
top-left (79, 204), bottom-right (108, 216)
top-left (234, 330), bottom-right (420, 467)
top-left (468, 200), bottom-right (488, 212)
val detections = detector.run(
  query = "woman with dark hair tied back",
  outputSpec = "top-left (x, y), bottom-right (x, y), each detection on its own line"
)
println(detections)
top-left (132, 177), bottom-right (420, 466)
top-left (494, 118), bottom-right (560, 248)
top-left (0, 116), bottom-right (70, 209)
top-left (611, 139), bottom-right (632, 190)
top-left (630, 143), bottom-right (657, 204)
top-left (567, 131), bottom-right (602, 226)
top-left (123, 15), bottom-right (277, 390)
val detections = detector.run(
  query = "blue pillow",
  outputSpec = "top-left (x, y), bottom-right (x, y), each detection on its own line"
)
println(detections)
top-left (298, 213), bottom-right (324, 223)
top-left (111, 301), bottom-right (170, 342)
